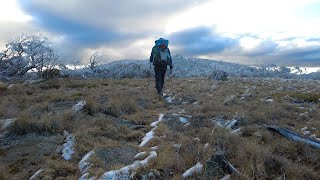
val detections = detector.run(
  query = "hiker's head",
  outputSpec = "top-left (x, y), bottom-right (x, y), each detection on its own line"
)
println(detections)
top-left (160, 43), bottom-right (167, 50)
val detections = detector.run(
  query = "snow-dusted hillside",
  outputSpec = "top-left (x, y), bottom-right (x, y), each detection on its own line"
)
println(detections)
top-left (61, 55), bottom-right (320, 80)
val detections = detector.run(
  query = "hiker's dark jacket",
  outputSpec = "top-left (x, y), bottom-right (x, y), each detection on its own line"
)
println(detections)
top-left (149, 46), bottom-right (173, 70)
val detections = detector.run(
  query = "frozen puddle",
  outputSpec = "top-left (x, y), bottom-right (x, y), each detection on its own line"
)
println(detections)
top-left (139, 114), bottom-right (164, 147)
top-left (62, 131), bottom-right (75, 161)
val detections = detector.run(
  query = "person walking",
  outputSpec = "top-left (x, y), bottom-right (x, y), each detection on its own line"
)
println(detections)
top-left (149, 38), bottom-right (173, 95)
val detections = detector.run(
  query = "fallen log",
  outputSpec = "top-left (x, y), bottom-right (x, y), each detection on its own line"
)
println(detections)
top-left (265, 125), bottom-right (320, 149)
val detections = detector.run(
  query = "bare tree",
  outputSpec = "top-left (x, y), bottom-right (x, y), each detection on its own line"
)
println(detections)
top-left (88, 52), bottom-right (105, 71)
top-left (1, 34), bottom-right (60, 78)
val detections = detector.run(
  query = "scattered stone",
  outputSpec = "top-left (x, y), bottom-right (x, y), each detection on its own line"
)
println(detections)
top-left (223, 95), bottom-right (236, 106)
top-left (72, 100), bottom-right (86, 112)
top-left (173, 144), bottom-right (182, 151)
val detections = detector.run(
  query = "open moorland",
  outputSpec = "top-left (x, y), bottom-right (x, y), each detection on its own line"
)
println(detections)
top-left (0, 77), bottom-right (320, 179)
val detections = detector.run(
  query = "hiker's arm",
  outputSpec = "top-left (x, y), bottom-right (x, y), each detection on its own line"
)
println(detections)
top-left (149, 47), bottom-right (155, 62)
top-left (167, 49), bottom-right (173, 69)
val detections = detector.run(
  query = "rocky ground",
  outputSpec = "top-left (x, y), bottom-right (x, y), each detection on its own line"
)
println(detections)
top-left (0, 77), bottom-right (320, 179)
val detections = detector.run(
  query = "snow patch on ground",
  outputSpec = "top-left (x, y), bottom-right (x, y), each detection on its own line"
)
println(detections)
top-left (204, 143), bottom-right (209, 150)
top-left (100, 151), bottom-right (157, 179)
top-left (72, 100), bottom-right (86, 112)
top-left (212, 117), bottom-right (238, 130)
top-left (179, 117), bottom-right (189, 123)
top-left (182, 162), bottom-right (203, 179)
top-left (79, 150), bottom-right (95, 173)
top-left (140, 114), bottom-right (164, 147)
top-left (150, 114), bottom-right (164, 127)
top-left (79, 173), bottom-right (95, 180)
top-left (1, 118), bottom-right (16, 130)
top-left (163, 93), bottom-right (174, 103)
top-left (134, 152), bottom-right (147, 160)
top-left (62, 131), bottom-right (75, 161)
top-left (29, 169), bottom-right (43, 180)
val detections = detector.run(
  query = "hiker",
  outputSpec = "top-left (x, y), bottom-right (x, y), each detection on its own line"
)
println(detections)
top-left (149, 38), bottom-right (173, 95)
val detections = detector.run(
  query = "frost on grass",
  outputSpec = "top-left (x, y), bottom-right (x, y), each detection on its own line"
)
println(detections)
top-left (79, 150), bottom-right (95, 173)
top-left (1, 118), bottom-right (16, 130)
top-left (62, 131), bottom-right (75, 161)
top-left (182, 162), bottom-right (203, 179)
top-left (72, 100), bottom-right (86, 112)
top-left (140, 114), bottom-right (164, 147)
top-left (99, 151), bottom-right (157, 180)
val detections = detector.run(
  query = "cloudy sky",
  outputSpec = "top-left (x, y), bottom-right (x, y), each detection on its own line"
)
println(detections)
top-left (0, 0), bottom-right (320, 65)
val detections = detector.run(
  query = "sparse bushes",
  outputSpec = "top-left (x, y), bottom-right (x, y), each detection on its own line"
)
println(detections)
top-left (42, 68), bottom-right (61, 80)
top-left (210, 70), bottom-right (228, 81)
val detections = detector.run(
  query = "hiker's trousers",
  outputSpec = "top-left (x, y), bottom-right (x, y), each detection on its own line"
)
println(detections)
top-left (154, 65), bottom-right (167, 94)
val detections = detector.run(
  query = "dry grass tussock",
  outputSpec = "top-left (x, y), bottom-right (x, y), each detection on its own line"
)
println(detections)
top-left (0, 77), bottom-right (319, 179)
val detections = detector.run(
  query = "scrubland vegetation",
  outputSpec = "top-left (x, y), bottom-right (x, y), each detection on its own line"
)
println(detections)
top-left (0, 77), bottom-right (319, 179)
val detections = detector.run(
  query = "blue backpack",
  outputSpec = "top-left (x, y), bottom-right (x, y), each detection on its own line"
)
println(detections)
top-left (155, 38), bottom-right (169, 47)
top-left (153, 38), bottom-right (170, 65)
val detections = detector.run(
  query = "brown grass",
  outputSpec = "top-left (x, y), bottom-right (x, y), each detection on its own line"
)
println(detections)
top-left (1, 77), bottom-right (320, 179)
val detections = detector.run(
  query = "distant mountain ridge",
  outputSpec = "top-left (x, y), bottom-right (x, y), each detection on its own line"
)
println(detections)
top-left (63, 55), bottom-right (320, 80)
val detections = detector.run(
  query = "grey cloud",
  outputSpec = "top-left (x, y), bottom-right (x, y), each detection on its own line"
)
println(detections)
top-left (168, 26), bottom-right (238, 55)
top-left (18, 0), bottom-right (208, 35)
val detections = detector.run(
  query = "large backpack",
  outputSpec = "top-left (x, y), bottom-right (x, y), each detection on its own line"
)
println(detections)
top-left (153, 47), bottom-right (170, 65)
top-left (153, 38), bottom-right (170, 65)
